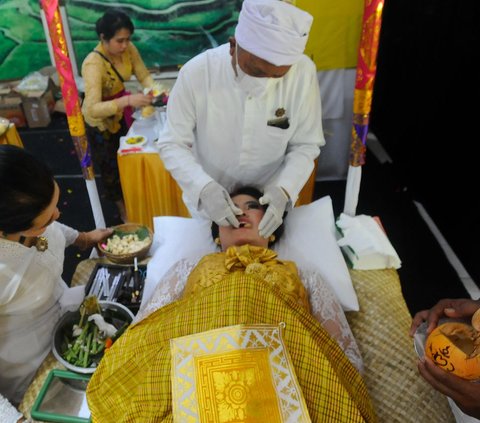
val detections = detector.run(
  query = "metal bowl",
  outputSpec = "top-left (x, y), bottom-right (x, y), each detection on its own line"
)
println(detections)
top-left (52, 301), bottom-right (134, 374)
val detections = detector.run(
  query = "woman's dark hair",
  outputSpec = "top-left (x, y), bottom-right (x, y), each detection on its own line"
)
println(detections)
top-left (211, 186), bottom-right (286, 247)
top-left (0, 145), bottom-right (55, 234)
top-left (96, 9), bottom-right (134, 40)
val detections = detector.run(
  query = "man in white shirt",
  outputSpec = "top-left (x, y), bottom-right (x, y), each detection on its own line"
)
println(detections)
top-left (156, 0), bottom-right (325, 237)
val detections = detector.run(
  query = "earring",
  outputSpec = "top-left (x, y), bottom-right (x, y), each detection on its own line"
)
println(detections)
top-left (269, 234), bottom-right (276, 243)
top-left (214, 237), bottom-right (221, 245)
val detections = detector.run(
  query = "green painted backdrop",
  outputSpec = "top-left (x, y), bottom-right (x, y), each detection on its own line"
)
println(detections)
top-left (0, 0), bottom-right (242, 80)
top-left (0, 0), bottom-right (362, 81)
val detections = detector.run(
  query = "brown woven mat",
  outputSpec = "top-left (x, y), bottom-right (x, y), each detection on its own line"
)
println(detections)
top-left (18, 354), bottom-right (65, 421)
top-left (346, 269), bottom-right (456, 423)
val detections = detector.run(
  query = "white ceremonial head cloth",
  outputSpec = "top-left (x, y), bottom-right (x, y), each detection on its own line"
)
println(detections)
top-left (235, 0), bottom-right (313, 66)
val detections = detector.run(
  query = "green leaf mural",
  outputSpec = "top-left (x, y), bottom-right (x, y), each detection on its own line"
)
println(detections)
top-left (0, 0), bottom-right (241, 80)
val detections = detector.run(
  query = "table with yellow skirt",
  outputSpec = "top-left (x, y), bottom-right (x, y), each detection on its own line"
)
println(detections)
top-left (117, 150), bottom-right (317, 232)
top-left (118, 151), bottom-right (190, 230)
top-left (0, 123), bottom-right (24, 147)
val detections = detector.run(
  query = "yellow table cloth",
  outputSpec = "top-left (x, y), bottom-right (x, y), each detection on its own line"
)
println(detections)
top-left (118, 152), bottom-right (190, 230)
top-left (0, 124), bottom-right (24, 147)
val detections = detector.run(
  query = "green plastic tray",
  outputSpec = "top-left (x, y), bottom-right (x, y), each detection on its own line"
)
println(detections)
top-left (30, 369), bottom-right (92, 423)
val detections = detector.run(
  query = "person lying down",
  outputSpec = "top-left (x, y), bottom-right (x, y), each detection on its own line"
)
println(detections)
top-left (86, 187), bottom-right (376, 422)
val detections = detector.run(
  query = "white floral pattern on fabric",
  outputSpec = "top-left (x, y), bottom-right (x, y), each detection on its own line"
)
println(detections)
top-left (299, 268), bottom-right (364, 373)
top-left (135, 259), bottom-right (363, 372)
top-left (133, 259), bottom-right (197, 324)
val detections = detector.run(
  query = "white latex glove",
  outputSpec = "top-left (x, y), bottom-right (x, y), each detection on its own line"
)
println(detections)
top-left (199, 181), bottom-right (242, 227)
top-left (258, 186), bottom-right (291, 238)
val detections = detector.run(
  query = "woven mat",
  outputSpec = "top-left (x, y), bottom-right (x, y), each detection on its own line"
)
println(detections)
top-left (346, 269), bottom-right (456, 423)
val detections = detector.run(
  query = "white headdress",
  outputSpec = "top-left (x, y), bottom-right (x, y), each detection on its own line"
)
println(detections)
top-left (235, 0), bottom-right (313, 66)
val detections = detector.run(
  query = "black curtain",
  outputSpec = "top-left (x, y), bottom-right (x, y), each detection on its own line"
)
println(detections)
top-left (370, 0), bottom-right (480, 285)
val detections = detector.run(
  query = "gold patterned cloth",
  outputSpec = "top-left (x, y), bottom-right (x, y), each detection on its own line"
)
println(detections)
top-left (86, 250), bottom-right (376, 422)
top-left (184, 246), bottom-right (310, 311)
top-left (170, 323), bottom-right (311, 422)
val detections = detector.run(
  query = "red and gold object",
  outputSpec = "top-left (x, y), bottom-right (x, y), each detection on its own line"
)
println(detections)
top-left (41, 0), bottom-right (94, 180)
top-left (350, 0), bottom-right (385, 167)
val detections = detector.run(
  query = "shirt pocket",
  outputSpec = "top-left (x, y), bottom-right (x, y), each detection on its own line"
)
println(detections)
top-left (262, 124), bottom-right (292, 157)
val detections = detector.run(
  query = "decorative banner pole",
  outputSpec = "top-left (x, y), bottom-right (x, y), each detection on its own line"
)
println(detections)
top-left (41, 0), bottom-right (106, 228)
top-left (344, 0), bottom-right (385, 216)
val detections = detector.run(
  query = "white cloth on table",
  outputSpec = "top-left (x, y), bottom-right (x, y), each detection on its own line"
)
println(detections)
top-left (134, 258), bottom-right (363, 373)
top-left (155, 43), bottom-right (324, 216)
top-left (118, 109), bottom-right (166, 155)
top-left (0, 222), bottom-right (84, 405)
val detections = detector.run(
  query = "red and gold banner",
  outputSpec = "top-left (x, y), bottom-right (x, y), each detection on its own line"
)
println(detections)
top-left (41, 0), bottom-right (94, 180)
top-left (350, 0), bottom-right (384, 167)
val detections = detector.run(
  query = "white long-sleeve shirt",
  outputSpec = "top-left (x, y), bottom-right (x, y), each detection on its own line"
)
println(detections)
top-left (156, 43), bottom-right (325, 213)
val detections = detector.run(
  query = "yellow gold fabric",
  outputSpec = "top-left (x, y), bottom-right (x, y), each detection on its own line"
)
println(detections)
top-left (118, 152), bottom-right (190, 230)
top-left (297, 0), bottom-right (364, 70)
top-left (171, 324), bottom-right (311, 422)
top-left (0, 125), bottom-right (23, 147)
top-left (296, 158), bottom-right (317, 206)
top-left (184, 246), bottom-right (310, 311)
top-left (86, 253), bottom-right (377, 422)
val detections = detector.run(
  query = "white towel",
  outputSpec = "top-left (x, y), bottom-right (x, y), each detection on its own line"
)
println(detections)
top-left (336, 213), bottom-right (401, 270)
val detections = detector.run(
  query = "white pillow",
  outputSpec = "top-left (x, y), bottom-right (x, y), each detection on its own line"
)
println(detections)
top-left (143, 217), bottom-right (215, 305)
top-left (145, 196), bottom-right (358, 311)
top-left (275, 196), bottom-right (358, 310)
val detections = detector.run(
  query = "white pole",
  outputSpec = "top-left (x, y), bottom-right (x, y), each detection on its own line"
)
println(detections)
top-left (59, 6), bottom-right (79, 77)
top-left (343, 165), bottom-right (362, 216)
top-left (85, 179), bottom-right (106, 228)
top-left (85, 179), bottom-right (105, 258)
top-left (40, 7), bottom-right (78, 77)
top-left (40, 10), bottom-right (55, 66)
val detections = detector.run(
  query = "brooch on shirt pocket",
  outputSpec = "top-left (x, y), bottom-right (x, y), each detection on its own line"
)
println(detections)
top-left (267, 107), bottom-right (290, 129)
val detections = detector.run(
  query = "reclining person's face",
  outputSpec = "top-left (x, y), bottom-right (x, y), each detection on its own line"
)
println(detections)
top-left (219, 194), bottom-right (269, 250)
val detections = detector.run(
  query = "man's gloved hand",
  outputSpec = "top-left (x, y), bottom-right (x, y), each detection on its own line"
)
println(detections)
top-left (258, 186), bottom-right (291, 238)
top-left (199, 181), bottom-right (242, 227)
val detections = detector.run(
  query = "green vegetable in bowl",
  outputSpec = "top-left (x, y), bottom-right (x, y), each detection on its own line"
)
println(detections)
top-left (60, 296), bottom-right (128, 368)
top-left (112, 226), bottom-right (150, 240)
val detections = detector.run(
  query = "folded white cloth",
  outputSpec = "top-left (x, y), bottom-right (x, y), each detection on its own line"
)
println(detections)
top-left (336, 213), bottom-right (401, 270)
top-left (59, 285), bottom-right (85, 314)
top-left (235, 0), bottom-right (313, 65)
